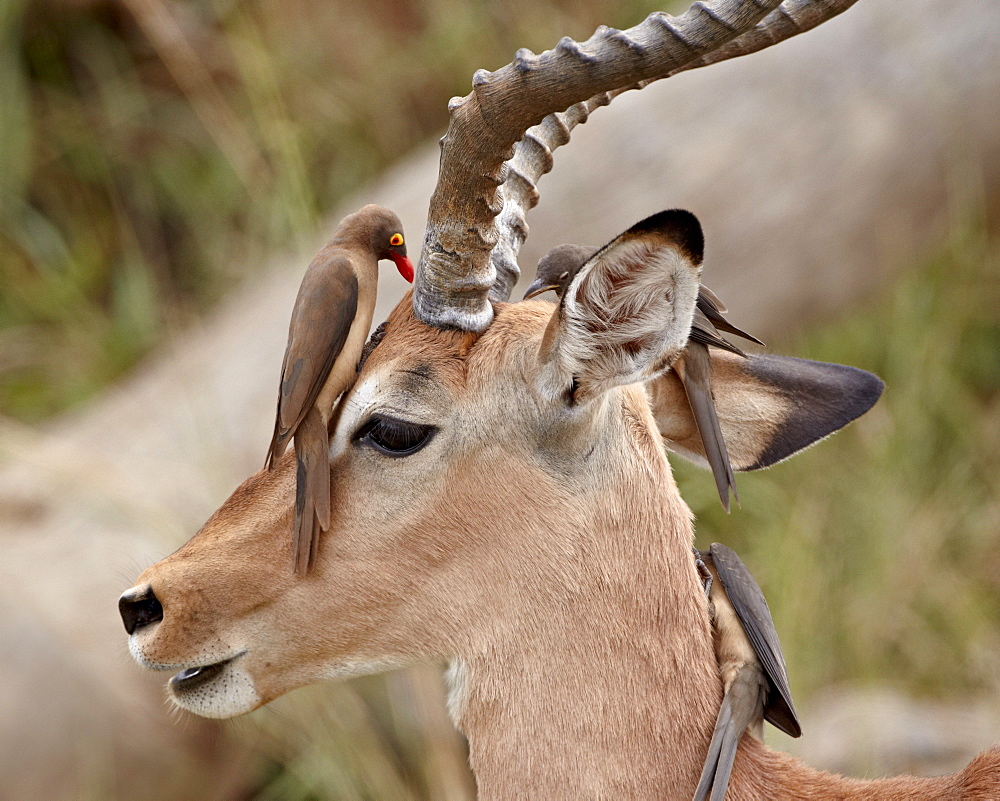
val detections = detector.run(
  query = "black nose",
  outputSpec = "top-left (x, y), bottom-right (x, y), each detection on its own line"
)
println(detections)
top-left (119, 585), bottom-right (163, 635)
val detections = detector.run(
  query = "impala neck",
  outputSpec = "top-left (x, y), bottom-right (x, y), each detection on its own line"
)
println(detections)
top-left (445, 494), bottom-right (972, 801)
top-left (448, 441), bottom-right (722, 800)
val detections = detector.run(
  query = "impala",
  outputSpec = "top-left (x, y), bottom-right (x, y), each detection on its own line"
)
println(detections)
top-left (120, 0), bottom-right (999, 797)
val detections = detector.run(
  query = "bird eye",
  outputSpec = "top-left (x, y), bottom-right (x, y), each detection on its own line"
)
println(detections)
top-left (356, 415), bottom-right (435, 456)
top-left (390, 233), bottom-right (404, 247)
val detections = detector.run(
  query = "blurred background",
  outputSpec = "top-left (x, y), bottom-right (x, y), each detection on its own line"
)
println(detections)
top-left (1, 0), bottom-right (998, 798)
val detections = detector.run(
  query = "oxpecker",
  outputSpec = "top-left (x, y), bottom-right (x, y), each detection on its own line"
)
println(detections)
top-left (693, 543), bottom-right (801, 801)
top-left (267, 204), bottom-right (414, 573)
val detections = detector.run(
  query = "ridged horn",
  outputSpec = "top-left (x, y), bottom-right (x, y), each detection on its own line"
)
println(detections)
top-left (489, 0), bottom-right (861, 301)
top-left (413, 0), bottom-right (862, 327)
top-left (413, 0), bottom-right (788, 330)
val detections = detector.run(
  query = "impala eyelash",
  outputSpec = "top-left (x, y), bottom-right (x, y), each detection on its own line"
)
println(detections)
top-left (355, 414), bottom-right (436, 457)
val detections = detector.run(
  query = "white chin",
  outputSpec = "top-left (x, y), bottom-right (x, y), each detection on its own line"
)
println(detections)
top-left (167, 658), bottom-right (261, 719)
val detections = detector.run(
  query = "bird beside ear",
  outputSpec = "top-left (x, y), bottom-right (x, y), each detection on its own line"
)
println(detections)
top-left (524, 212), bottom-right (762, 510)
top-left (534, 209), bottom-right (707, 406)
top-left (266, 204), bottom-right (414, 573)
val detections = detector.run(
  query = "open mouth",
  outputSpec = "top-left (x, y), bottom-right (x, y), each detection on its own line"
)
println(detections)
top-left (161, 650), bottom-right (259, 718)
top-left (169, 654), bottom-right (241, 692)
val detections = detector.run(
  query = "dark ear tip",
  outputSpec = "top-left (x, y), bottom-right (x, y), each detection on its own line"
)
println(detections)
top-left (629, 209), bottom-right (704, 264)
top-left (743, 356), bottom-right (886, 471)
top-left (838, 364), bottom-right (885, 417)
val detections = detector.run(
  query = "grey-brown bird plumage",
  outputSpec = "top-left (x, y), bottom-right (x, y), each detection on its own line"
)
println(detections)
top-left (693, 543), bottom-right (800, 801)
top-left (267, 204), bottom-right (414, 574)
top-left (524, 240), bottom-right (762, 511)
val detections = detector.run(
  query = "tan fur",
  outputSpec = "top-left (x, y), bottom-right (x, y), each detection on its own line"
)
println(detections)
top-left (122, 297), bottom-right (1000, 798)
top-left (649, 352), bottom-right (787, 470)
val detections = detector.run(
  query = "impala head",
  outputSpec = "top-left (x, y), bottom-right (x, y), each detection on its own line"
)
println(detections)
top-left (120, 0), bottom-right (877, 724)
top-left (120, 212), bottom-right (881, 719)
top-left (120, 213), bottom-right (714, 717)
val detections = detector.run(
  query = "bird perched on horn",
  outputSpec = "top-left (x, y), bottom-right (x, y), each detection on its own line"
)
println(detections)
top-left (524, 229), bottom-right (762, 511)
top-left (693, 543), bottom-right (801, 801)
top-left (266, 204), bottom-right (414, 574)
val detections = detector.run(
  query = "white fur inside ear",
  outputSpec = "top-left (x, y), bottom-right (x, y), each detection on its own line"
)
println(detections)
top-left (542, 239), bottom-right (700, 404)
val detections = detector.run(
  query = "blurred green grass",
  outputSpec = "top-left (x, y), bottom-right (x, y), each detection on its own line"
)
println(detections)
top-left (1, 0), bottom-right (660, 421)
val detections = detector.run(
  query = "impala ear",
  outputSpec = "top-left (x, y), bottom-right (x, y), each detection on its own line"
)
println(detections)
top-left (649, 350), bottom-right (884, 471)
top-left (537, 210), bottom-right (703, 405)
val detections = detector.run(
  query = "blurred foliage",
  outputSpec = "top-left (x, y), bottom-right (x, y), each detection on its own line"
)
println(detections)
top-left (250, 670), bottom-right (475, 801)
top-left (1, 0), bottom-right (661, 421)
top-left (683, 206), bottom-right (1000, 701)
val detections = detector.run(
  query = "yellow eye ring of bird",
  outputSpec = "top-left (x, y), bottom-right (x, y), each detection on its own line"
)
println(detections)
top-left (390, 233), bottom-right (404, 247)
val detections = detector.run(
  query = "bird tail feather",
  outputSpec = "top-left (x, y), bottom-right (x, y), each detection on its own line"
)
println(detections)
top-left (292, 406), bottom-right (331, 573)
top-left (693, 694), bottom-right (733, 801)
top-left (677, 343), bottom-right (738, 512)
top-left (694, 670), bottom-right (766, 801)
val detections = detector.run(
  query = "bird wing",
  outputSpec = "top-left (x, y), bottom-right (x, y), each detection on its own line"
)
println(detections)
top-left (676, 343), bottom-right (738, 511)
top-left (267, 253), bottom-right (359, 467)
top-left (698, 285), bottom-right (728, 314)
top-left (690, 305), bottom-right (748, 357)
top-left (697, 287), bottom-right (764, 347)
top-left (709, 543), bottom-right (801, 737)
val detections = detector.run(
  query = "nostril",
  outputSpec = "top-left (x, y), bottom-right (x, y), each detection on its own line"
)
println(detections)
top-left (119, 585), bottom-right (163, 635)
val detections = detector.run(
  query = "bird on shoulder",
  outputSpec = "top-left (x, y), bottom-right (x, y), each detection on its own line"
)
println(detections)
top-left (267, 204), bottom-right (414, 574)
top-left (693, 543), bottom-right (801, 801)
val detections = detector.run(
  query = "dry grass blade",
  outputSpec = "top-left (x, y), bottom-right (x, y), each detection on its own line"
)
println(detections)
top-left (120, 0), bottom-right (266, 190)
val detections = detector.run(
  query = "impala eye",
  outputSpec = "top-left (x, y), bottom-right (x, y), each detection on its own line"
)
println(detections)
top-left (389, 233), bottom-right (404, 247)
top-left (357, 415), bottom-right (435, 456)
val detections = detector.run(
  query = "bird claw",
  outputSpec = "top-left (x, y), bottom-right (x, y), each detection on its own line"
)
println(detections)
top-left (693, 547), bottom-right (713, 596)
